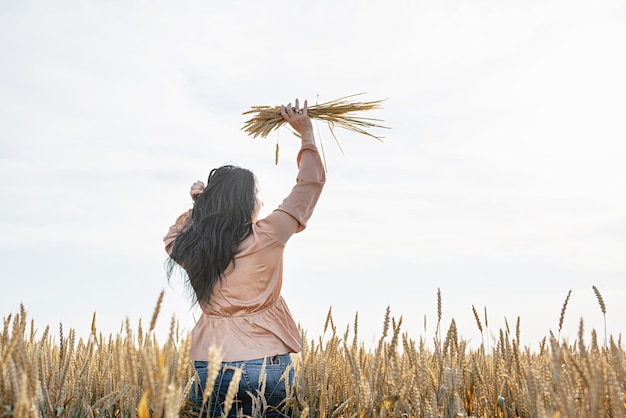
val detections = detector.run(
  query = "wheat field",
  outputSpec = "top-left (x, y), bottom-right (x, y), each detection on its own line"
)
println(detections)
top-left (1, 288), bottom-right (624, 417)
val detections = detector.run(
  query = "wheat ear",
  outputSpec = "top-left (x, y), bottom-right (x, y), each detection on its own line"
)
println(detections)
top-left (558, 290), bottom-right (572, 341)
top-left (592, 285), bottom-right (608, 350)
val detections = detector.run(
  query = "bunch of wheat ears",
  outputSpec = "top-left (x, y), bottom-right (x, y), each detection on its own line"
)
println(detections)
top-left (242, 93), bottom-right (388, 165)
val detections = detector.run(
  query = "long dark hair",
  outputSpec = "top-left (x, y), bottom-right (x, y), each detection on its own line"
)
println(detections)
top-left (167, 165), bottom-right (257, 306)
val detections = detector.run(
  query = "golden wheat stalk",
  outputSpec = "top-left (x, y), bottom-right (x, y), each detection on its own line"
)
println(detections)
top-left (242, 94), bottom-right (388, 165)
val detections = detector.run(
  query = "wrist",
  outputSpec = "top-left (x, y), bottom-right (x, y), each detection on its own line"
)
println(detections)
top-left (301, 131), bottom-right (314, 143)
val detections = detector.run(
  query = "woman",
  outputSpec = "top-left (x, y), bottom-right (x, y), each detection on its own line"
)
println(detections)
top-left (164, 99), bottom-right (325, 417)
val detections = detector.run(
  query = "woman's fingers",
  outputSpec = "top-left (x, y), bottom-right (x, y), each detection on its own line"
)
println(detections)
top-left (281, 102), bottom-right (293, 119)
top-left (281, 99), bottom-right (308, 120)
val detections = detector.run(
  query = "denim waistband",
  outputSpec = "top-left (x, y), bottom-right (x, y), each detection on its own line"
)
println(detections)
top-left (245, 353), bottom-right (291, 365)
top-left (194, 353), bottom-right (291, 367)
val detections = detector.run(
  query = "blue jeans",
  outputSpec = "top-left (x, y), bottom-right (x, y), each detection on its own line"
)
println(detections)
top-left (191, 353), bottom-right (294, 417)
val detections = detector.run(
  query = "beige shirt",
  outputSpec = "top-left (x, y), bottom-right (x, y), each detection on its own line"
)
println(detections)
top-left (164, 144), bottom-right (325, 361)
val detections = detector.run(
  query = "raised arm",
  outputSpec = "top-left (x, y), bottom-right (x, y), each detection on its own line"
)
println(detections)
top-left (163, 210), bottom-right (191, 254)
top-left (163, 181), bottom-right (205, 254)
top-left (259, 99), bottom-right (326, 244)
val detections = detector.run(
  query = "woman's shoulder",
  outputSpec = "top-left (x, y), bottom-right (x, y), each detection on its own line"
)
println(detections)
top-left (254, 210), bottom-right (299, 245)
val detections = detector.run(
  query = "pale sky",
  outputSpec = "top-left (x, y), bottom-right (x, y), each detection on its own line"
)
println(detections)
top-left (1, 0), bottom-right (625, 349)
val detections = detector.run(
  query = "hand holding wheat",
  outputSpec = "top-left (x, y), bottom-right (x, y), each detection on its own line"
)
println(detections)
top-left (280, 98), bottom-right (314, 145)
top-left (243, 93), bottom-right (388, 165)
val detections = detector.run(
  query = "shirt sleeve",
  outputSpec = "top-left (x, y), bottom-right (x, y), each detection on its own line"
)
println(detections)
top-left (163, 209), bottom-right (192, 254)
top-left (259, 144), bottom-right (326, 245)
